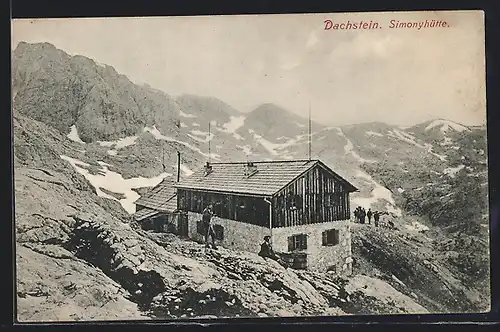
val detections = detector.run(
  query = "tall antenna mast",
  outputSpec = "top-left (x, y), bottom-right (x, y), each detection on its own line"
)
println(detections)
top-left (162, 146), bottom-right (166, 172)
top-left (308, 101), bottom-right (312, 160)
top-left (208, 121), bottom-right (211, 164)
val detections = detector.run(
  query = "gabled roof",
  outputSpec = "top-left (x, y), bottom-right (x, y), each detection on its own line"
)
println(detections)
top-left (173, 159), bottom-right (357, 196)
top-left (134, 181), bottom-right (178, 212)
top-left (133, 207), bottom-right (160, 222)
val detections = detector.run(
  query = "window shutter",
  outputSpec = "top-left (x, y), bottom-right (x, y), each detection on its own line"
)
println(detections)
top-left (335, 229), bottom-right (340, 245)
top-left (322, 231), bottom-right (327, 246)
top-left (288, 236), bottom-right (294, 252)
top-left (302, 234), bottom-right (308, 250)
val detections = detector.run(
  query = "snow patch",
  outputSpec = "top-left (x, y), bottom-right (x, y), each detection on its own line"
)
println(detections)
top-left (179, 110), bottom-right (197, 118)
top-left (397, 188), bottom-right (405, 193)
top-left (237, 145), bottom-right (253, 156)
top-left (337, 128), bottom-right (376, 164)
top-left (191, 129), bottom-right (210, 136)
top-left (352, 169), bottom-right (402, 216)
top-left (180, 164), bottom-right (194, 176)
top-left (60, 155), bottom-right (171, 213)
top-left (67, 125), bottom-right (86, 144)
top-left (187, 129), bottom-right (214, 143)
top-left (97, 136), bottom-right (138, 149)
top-left (192, 123), bottom-right (200, 127)
top-left (180, 122), bottom-right (188, 128)
top-left (107, 150), bottom-right (118, 156)
top-left (294, 121), bottom-right (306, 128)
top-left (252, 133), bottom-right (298, 156)
top-left (232, 132), bottom-right (244, 140)
top-left (97, 161), bottom-right (112, 167)
top-left (425, 119), bottom-right (470, 133)
top-left (391, 275), bottom-right (407, 288)
top-left (144, 126), bottom-right (220, 160)
top-left (366, 131), bottom-right (383, 137)
top-left (443, 165), bottom-right (465, 178)
top-left (222, 115), bottom-right (246, 134)
top-left (405, 221), bottom-right (430, 232)
top-left (388, 129), bottom-right (446, 161)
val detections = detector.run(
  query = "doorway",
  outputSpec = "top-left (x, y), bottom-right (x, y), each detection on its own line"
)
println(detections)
top-left (178, 212), bottom-right (189, 237)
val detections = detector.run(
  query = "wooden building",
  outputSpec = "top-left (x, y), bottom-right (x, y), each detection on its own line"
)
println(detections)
top-left (133, 181), bottom-right (180, 233)
top-left (173, 159), bottom-right (358, 274)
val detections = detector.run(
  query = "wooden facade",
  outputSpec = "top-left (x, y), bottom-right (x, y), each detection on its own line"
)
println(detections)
top-left (177, 189), bottom-right (270, 227)
top-left (176, 163), bottom-right (351, 229)
top-left (272, 164), bottom-right (350, 228)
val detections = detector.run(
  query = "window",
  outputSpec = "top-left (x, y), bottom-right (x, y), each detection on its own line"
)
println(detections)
top-left (287, 194), bottom-right (303, 210)
top-left (179, 195), bottom-right (187, 210)
top-left (322, 229), bottom-right (340, 246)
top-left (235, 199), bottom-right (247, 222)
top-left (288, 234), bottom-right (307, 251)
top-left (326, 193), bottom-right (340, 207)
top-left (213, 224), bottom-right (224, 240)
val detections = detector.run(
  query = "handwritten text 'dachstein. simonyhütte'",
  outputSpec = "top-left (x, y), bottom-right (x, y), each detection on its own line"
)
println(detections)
top-left (324, 19), bottom-right (450, 31)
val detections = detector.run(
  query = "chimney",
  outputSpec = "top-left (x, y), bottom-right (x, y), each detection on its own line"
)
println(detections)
top-left (244, 162), bottom-right (258, 177)
top-left (204, 161), bottom-right (213, 176)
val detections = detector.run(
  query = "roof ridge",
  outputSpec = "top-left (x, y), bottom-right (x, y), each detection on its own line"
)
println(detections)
top-left (209, 159), bottom-right (318, 165)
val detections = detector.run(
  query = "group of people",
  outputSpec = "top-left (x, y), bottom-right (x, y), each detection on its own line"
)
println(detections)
top-left (353, 206), bottom-right (385, 227)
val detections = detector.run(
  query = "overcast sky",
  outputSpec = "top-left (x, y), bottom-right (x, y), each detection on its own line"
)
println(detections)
top-left (12, 11), bottom-right (486, 126)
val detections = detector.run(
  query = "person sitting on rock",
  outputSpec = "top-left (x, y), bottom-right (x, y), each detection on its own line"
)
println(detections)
top-left (202, 204), bottom-right (217, 249)
top-left (258, 236), bottom-right (287, 267)
top-left (259, 236), bottom-right (278, 259)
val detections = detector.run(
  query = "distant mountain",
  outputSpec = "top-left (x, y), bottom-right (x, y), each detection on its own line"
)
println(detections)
top-left (241, 103), bottom-right (317, 138)
top-left (407, 119), bottom-right (472, 145)
top-left (12, 42), bottom-right (180, 142)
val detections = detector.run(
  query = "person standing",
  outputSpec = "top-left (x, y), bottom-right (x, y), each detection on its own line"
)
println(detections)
top-left (202, 204), bottom-right (217, 249)
top-left (373, 211), bottom-right (380, 227)
top-left (360, 208), bottom-right (366, 224)
top-left (367, 208), bottom-right (373, 225)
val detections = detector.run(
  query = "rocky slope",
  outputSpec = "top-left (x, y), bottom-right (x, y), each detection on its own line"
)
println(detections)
top-left (14, 115), bottom-right (145, 321)
top-left (12, 41), bottom-right (490, 320)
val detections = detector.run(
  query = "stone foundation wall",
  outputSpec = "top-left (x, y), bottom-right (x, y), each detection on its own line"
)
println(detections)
top-left (186, 212), bottom-right (271, 254)
top-left (271, 220), bottom-right (352, 275)
top-left (176, 212), bottom-right (352, 275)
